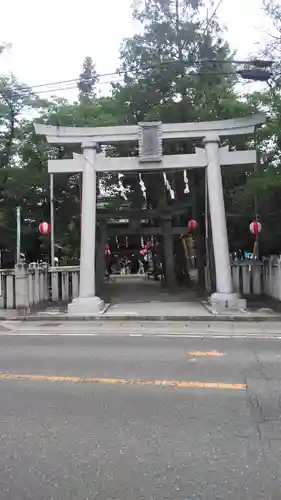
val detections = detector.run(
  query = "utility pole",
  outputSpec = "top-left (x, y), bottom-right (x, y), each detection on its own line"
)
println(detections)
top-left (16, 206), bottom-right (21, 264)
top-left (50, 174), bottom-right (55, 266)
top-left (253, 127), bottom-right (260, 260)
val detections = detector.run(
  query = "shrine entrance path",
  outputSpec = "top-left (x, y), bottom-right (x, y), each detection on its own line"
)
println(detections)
top-left (102, 275), bottom-right (209, 318)
top-left (104, 275), bottom-right (204, 304)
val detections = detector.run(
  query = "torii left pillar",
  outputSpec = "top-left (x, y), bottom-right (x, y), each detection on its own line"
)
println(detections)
top-left (68, 141), bottom-right (104, 316)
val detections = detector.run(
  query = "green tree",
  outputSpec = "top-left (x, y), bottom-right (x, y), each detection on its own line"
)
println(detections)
top-left (0, 75), bottom-right (35, 167)
top-left (26, 81), bottom-right (128, 261)
top-left (262, 0), bottom-right (281, 59)
top-left (231, 0), bottom-right (281, 253)
top-left (0, 75), bottom-right (46, 257)
top-left (114, 0), bottom-right (254, 232)
top-left (77, 56), bottom-right (98, 103)
top-left (0, 2), bottom-right (275, 267)
top-left (117, 0), bottom-right (240, 123)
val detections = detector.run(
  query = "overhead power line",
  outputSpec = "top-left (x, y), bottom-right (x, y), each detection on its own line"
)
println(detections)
top-left (0, 59), bottom-right (273, 97)
top-left (29, 71), bottom-right (124, 90)
top-left (0, 58), bottom-right (272, 95)
top-left (27, 58), bottom-right (261, 90)
top-left (34, 80), bottom-right (124, 94)
top-left (29, 70), bottom-right (274, 95)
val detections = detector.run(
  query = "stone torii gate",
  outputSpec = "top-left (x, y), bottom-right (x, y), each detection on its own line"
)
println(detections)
top-left (35, 113), bottom-right (266, 316)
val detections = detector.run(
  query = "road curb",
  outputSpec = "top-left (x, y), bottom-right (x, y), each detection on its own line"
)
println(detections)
top-left (8, 314), bottom-right (281, 322)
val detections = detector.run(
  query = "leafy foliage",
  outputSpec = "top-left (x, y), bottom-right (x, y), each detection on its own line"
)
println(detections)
top-left (77, 56), bottom-right (98, 103)
top-left (0, 0), bottom-right (280, 263)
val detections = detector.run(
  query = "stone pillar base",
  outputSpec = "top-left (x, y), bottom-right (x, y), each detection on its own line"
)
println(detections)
top-left (209, 292), bottom-right (246, 314)
top-left (68, 296), bottom-right (105, 317)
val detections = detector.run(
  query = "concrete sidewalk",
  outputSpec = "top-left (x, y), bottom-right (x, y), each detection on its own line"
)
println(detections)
top-left (2, 318), bottom-right (281, 336)
top-left (1, 274), bottom-right (281, 322)
top-left (18, 299), bottom-right (281, 322)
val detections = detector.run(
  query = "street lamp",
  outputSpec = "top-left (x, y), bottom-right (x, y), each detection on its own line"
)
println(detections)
top-left (238, 59), bottom-right (273, 82)
top-left (239, 69), bottom-right (273, 82)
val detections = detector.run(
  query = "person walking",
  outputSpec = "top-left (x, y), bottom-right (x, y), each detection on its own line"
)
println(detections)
top-left (137, 259), bottom-right (145, 275)
top-left (120, 257), bottom-right (126, 275)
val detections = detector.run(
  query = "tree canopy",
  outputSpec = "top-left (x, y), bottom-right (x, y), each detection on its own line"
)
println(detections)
top-left (0, 0), bottom-right (280, 265)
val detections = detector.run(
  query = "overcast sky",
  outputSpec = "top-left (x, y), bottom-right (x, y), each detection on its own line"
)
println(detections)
top-left (0, 0), bottom-right (271, 98)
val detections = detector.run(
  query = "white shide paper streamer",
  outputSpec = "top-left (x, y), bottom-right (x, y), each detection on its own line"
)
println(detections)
top-left (139, 173), bottom-right (147, 200)
top-left (163, 173), bottom-right (175, 200)
top-left (118, 173), bottom-right (128, 200)
top-left (184, 170), bottom-right (190, 194)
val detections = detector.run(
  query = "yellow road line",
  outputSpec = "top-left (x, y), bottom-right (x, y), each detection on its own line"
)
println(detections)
top-left (0, 373), bottom-right (246, 390)
top-left (187, 351), bottom-right (225, 357)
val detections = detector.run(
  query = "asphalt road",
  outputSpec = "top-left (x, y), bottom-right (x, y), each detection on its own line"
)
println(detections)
top-left (0, 333), bottom-right (280, 499)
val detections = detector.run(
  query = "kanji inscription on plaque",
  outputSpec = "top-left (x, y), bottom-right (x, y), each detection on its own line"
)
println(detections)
top-left (138, 122), bottom-right (162, 163)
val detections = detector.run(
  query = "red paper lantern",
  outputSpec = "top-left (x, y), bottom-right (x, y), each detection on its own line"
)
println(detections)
top-left (249, 220), bottom-right (262, 234)
top-left (39, 222), bottom-right (50, 235)
top-left (188, 219), bottom-right (198, 231)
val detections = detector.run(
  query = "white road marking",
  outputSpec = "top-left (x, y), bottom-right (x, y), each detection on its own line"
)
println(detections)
top-left (0, 332), bottom-right (280, 339)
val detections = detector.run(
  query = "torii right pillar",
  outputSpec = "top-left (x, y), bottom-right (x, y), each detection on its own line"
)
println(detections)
top-left (204, 135), bottom-right (246, 312)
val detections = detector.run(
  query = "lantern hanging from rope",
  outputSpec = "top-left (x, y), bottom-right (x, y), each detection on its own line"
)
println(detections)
top-left (188, 219), bottom-right (198, 231)
top-left (249, 220), bottom-right (262, 234)
top-left (39, 222), bottom-right (50, 235)
top-left (105, 244), bottom-right (111, 256)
